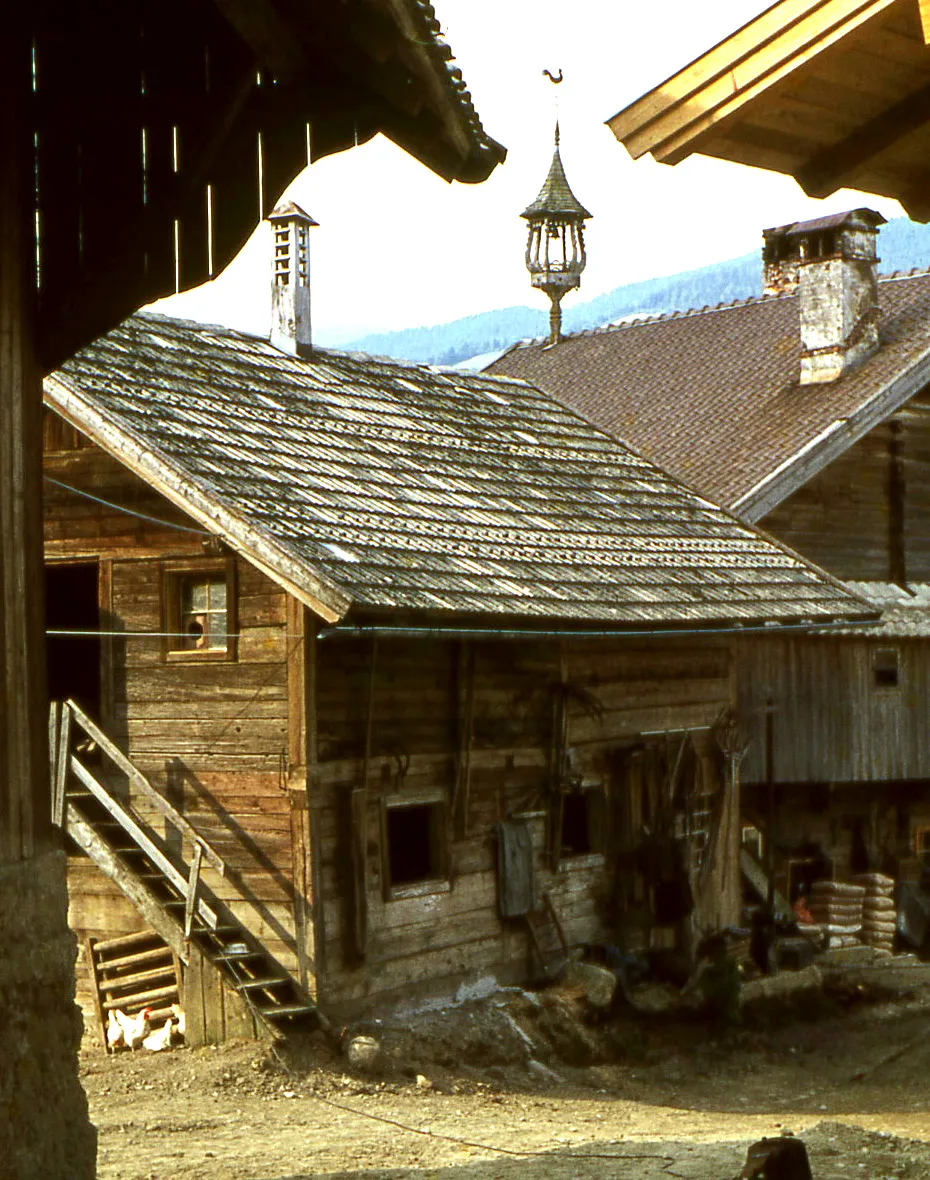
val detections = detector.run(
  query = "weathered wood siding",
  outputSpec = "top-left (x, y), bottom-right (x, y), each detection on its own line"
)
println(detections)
top-left (43, 424), bottom-right (301, 1024)
top-left (737, 634), bottom-right (930, 784)
top-left (311, 635), bottom-right (733, 1009)
top-left (761, 392), bottom-right (930, 582)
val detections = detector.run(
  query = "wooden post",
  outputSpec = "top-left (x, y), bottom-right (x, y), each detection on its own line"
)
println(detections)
top-left (184, 842), bottom-right (204, 939)
top-left (54, 704), bottom-right (71, 829)
top-left (452, 643), bottom-right (475, 840)
top-left (0, 28), bottom-right (50, 863)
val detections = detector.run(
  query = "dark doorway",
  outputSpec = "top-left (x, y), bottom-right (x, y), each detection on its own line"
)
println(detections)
top-left (45, 562), bottom-right (101, 719)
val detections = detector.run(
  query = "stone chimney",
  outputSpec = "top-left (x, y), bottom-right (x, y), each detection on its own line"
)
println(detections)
top-left (268, 201), bottom-right (318, 355)
top-left (762, 208), bottom-right (885, 384)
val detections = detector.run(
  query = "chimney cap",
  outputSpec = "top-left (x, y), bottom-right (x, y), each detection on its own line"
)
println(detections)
top-left (763, 207), bottom-right (885, 241)
top-left (268, 200), bottom-right (319, 226)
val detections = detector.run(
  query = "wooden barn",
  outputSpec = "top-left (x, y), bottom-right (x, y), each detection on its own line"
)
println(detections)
top-left (2, 1), bottom-right (503, 1173)
top-left (41, 210), bottom-right (867, 1038)
top-left (490, 207), bottom-right (930, 904)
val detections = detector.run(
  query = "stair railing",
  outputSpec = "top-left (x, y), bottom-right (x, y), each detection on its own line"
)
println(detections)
top-left (49, 698), bottom-right (226, 935)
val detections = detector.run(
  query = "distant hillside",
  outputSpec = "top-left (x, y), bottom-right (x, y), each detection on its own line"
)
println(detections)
top-left (339, 215), bottom-right (930, 366)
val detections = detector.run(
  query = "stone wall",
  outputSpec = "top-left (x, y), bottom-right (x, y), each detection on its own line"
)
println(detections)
top-left (0, 851), bottom-right (96, 1179)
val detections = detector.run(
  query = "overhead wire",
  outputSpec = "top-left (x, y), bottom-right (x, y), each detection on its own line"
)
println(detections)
top-left (43, 475), bottom-right (213, 535)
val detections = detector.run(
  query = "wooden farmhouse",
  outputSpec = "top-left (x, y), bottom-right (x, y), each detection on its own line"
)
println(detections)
top-left (4, 0), bottom-right (503, 1173)
top-left (490, 208), bottom-right (930, 907)
top-left (41, 205), bottom-right (868, 1040)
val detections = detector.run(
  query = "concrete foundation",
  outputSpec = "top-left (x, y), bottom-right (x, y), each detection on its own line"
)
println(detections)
top-left (0, 851), bottom-right (96, 1179)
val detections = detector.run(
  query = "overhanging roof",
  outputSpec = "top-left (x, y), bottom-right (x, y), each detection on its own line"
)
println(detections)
top-left (44, 312), bottom-right (872, 631)
top-left (21, 0), bottom-right (505, 374)
top-left (607, 0), bottom-right (930, 221)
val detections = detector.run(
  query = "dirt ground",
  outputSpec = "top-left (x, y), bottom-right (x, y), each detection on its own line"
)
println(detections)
top-left (82, 964), bottom-right (930, 1179)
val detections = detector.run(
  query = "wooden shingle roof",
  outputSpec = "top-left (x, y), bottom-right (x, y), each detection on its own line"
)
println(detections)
top-left (490, 270), bottom-right (930, 522)
top-left (46, 312), bottom-right (870, 630)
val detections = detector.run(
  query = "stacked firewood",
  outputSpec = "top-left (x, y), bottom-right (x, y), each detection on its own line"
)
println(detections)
top-left (855, 872), bottom-right (896, 954)
top-left (808, 880), bottom-right (865, 947)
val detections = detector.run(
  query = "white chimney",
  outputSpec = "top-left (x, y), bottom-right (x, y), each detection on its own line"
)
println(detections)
top-left (268, 201), bottom-right (318, 355)
top-left (762, 208), bottom-right (885, 384)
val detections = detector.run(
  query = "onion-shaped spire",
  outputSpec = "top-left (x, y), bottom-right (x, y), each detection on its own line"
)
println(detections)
top-left (522, 124), bottom-right (591, 344)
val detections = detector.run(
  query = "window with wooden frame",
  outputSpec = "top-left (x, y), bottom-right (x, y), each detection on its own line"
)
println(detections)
top-left (381, 794), bottom-right (449, 900)
top-left (556, 785), bottom-right (606, 865)
top-left (162, 559), bottom-right (236, 661)
top-left (873, 647), bottom-right (900, 690)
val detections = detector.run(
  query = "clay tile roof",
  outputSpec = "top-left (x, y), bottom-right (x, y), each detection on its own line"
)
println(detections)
top-left (46, 312), bottom-right (867, 630)
top-left (488, 271), bottom-right (930, 519)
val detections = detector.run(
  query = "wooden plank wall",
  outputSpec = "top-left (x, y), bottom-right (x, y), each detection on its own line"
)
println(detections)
top-left (44, 427), bottom-right (300, 1026)
top-left (737, 634), bottom-right (930, 784)
top-left (311, 635), bottom-right (731, 1009)
top-left (761, 391), bottom-right (930, 583)
top-left (761, 421), bottom-right (894, 580)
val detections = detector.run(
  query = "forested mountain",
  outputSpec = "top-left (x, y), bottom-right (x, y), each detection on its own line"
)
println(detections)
top-left (339, 215), bottom-right (930, 367)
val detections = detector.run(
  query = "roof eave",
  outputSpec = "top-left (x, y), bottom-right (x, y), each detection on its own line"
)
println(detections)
top-left (734, 338), bottom-right (930, 522)
top-left (605, 0), bottom-right (900, 167)
top-left (43, 374), bottom-right (353, 624)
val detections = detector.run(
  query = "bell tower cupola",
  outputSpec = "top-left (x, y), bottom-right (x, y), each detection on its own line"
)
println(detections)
top-left (522, 123), bottom-right (592, 345)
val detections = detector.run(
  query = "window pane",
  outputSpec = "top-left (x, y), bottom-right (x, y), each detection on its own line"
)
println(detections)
top-left (187, 580), bottom-right (209, 612)
top-left (207, 610), bottom-right (228, 649)
top-left (210, 580), bottom-right (227, 610)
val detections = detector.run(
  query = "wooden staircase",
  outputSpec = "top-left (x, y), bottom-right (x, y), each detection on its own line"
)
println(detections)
top-left (49, 699), bottom-right (320, 1041)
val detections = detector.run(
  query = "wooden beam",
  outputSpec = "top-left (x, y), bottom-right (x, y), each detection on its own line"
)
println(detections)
top-left (0, 31), bottom-right (49, 862)
top-left (920, 0), bottom-right (930, 43)
top-left (68, 758), bottom-right (218, 930)
top-left (65, 699), bottom-right (225, 875)
top-left (65, 806), bottom-right (190, 961)
top-left (184, 842), bottom-right (204, 939)
top-left (608, 0), bottom-right (899, 164)
top-left (797, 78), bottom-right (930, 196)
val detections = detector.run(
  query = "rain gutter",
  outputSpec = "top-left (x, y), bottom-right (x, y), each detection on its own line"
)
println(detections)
top-left (317, 617), bottom-right (879, 642)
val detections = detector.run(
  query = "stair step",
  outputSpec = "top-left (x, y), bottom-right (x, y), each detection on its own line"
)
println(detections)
top-left (256, 1004), bottom-right (317, 1019)
top-left (233, 977), bottom-right (290, 992)
top-left (193, 926), bottom-right (241, 940)
top-left (211, 950), bottom-right (264, 963)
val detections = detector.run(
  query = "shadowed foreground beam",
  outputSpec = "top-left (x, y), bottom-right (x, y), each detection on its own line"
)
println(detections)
top-left (0, 21), bottom-right (97, 1180)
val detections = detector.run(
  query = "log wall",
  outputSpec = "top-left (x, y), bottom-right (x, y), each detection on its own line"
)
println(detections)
top-left (44, 428), bottom-right (301, 1030)
top-left (311, 634), bottom-right (733, 1010)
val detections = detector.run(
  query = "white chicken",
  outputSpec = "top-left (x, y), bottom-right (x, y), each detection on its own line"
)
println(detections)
top-left (142, 1016), bottom-right (174, 1052)
top-left (114, 1006), bottom-right (152, 1050)
top-left (106, 1010), bottom-right (125, 1051)
top-left (170, 1003), bottom-right (186, 1040)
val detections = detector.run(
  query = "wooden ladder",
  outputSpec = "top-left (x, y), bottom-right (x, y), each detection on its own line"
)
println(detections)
top-left (524, 890), bottom-right (569, 979)
top-left (85, 929), bottom-right (182, 1053)
top-left (49, 699), bottom-right (320, 1040)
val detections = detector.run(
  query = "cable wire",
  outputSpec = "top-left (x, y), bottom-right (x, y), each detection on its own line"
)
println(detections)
top-left (267, 1044), bottom-right (674, 1166)
top-left (43, 475), bottom-right (213, 535)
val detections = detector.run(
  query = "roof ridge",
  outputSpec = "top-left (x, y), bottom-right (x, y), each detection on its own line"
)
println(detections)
top-left (878, 266), bottom-right (930, 283)
top-left (513, 290), bottom-right (789, 348)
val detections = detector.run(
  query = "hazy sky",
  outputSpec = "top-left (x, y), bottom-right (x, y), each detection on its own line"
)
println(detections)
top-left (154, 1), bottom-right (905, 345)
